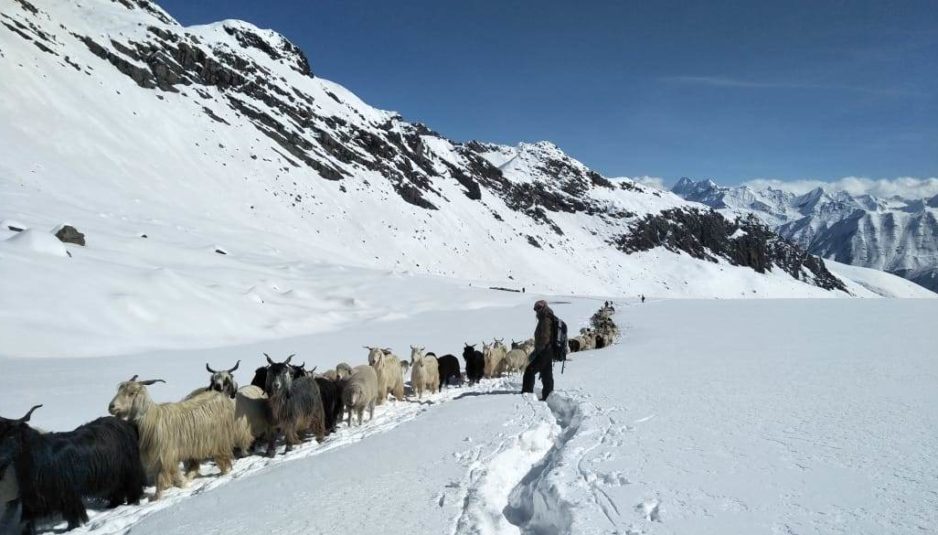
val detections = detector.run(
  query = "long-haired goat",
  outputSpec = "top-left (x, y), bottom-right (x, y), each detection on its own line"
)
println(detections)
top-left (250, 354), bottom-right (303, 390)
top-left (409, 346), bottom-right (439, 399)
top-left (263, 355), bottom-right (326, 457)
top-left (462, 344), bottom-right (484, 384)
top-left (482, 342), bottom-right (504, 378)
top-left (186, 360), bottom-right (241, 400)
top-left (435, 354), bottom-right (461, 389)
top-left (366, 347), bottom-right (405, 405)
top-left (314, 377), bottom-right (344, 434)
top-left (0, 457), bottom-right (21, 535)
top-left (342, 365), bottom-right (378, 426)
top-left (501, 348), bottom-right (529, 375)
top-left (335, 362), bottom-right (353, 379)
top-left (0, 405), bottom-right (146, 530)
top-left (108, 375), bottom-right (237, 499)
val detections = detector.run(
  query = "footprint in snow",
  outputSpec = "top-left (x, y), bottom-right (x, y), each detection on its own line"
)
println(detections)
top-left (635, 499), bottom-right (661, 522)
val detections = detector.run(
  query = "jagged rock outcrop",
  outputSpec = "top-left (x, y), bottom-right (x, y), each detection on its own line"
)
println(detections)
top-left (617, 208), bottom-right (847, 291)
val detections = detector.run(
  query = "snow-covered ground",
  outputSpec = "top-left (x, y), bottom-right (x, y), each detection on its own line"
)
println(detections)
top-left (2, 296), bottom-right (936, 534)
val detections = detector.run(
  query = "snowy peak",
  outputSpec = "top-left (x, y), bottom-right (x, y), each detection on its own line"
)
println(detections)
top-left (671, 178), bottom-right (938, 293)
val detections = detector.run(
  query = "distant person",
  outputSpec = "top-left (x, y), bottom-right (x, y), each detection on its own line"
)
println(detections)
top-left (522, 287), bottom-right (526, 293)
top-left (641, 295), bottom-right (646, 304)
top-left (522, 300), bottom-right (556, 401)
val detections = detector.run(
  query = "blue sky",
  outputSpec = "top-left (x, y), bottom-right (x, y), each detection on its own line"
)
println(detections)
top-left (160, 0), bottom-right (937, 186)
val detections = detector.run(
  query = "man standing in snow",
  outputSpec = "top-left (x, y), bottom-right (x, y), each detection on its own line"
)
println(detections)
top-left (522, 300), bottom-right (555, 401)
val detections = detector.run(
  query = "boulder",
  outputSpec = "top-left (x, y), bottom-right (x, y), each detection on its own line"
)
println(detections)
top-left (54, 225), bottom-right (85, 246)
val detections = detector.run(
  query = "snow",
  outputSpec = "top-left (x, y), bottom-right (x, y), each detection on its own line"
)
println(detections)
top-left (2, 297), bottom-right (937, 534)
top-left (0, 228), bottom-right (68, 257)
top-left (826, 260), bottom-right (937, 298)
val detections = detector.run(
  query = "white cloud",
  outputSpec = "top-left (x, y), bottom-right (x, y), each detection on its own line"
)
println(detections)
top-left (742, 177), bottom-right (938, 199)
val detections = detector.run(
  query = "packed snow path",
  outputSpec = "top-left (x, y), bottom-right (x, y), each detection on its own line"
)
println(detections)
top-left (3, 298), bottom-right (937, 534)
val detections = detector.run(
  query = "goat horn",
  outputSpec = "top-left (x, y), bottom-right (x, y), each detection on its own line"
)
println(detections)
top-left (19, 404), bottom-right (42, 422)
top-left (206, 363), bottom-right (217, 374)
top-left (138, 379), bottom-right (166, 386)
top-left (129, 374), bottom-right (139, 382)
top-left (284, 354), bottom-right (294, 364)
top-left (265, 353), bottom-right (274, 365)
top-left (229, 360), bottom-right (240, 373)
top-left (310, 366), bottom-right (317, 374)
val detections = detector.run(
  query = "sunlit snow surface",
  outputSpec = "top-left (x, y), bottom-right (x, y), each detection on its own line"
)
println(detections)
top-left (2, 298), bottom-right (936, 534)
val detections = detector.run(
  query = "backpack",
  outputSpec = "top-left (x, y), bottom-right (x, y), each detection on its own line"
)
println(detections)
top-left (552, 316), bottom-right (568, 362)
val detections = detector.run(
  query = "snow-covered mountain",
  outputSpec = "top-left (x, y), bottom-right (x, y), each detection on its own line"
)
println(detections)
top-left (1, 0), bottom-right (934, 359)
top-left (672, 178), bottom-right (938, 292)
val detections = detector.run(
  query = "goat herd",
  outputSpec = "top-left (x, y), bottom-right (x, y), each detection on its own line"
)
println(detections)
top-left (0, 304), bottom-right (619, 534)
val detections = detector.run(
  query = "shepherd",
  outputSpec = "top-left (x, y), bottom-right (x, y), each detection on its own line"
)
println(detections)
top-left (522, 300), bottom-right (556, 401)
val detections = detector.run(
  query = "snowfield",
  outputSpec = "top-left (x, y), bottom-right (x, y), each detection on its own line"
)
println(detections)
top-left (2, 1), bottom-right (937, 533)
top-left (2, 296), bottom-right (936, 534)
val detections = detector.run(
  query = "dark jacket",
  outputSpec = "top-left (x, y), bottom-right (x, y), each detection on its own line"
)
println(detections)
top-left (533, 305), bottom-right (555, 353)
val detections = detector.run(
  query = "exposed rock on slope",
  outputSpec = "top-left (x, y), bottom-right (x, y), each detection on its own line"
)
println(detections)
top-left (0, 0), bottom-right (856, 297)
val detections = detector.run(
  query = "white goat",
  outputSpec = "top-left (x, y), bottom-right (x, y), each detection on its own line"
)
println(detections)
top-left (108, 376), bottom-right (237, 500)
top-left (342, 365), bottom-right (378, 426)
top-left (366, 346), bottom-right (405, 404)
top-left (409, 346), bottom-right (440, 399)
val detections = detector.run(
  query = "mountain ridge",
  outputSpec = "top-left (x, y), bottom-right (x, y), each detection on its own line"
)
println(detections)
top-left (672, 177), bottom-right (938, 292)
top-left (1, 0), bottom-right (928, 303)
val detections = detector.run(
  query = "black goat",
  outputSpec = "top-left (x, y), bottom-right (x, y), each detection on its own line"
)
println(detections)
top-left (0, 406), bottom-right (146, 532)
top-left (462, 344), bottom-right (484, 385)
top-left (568, 339), bottom-right (581, 353)
top-left (251, 353), bottom-right (305, 390)
top-left (315, 377), bottom-right (344, 434)
top-left (436, 354), bottom-right (461, 388)
top-left (264, 355), bottom-right (326, 457)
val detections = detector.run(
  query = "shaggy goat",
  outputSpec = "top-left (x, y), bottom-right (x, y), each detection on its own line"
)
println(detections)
top-left (366, 347), bottom-right (405, 405)
top-left (0, 405), bottom-right (146, 530)
top-left (108, 376), bottom-right (237, 499)
top-left (409, 346), bottom-right (440, 399)
top-left (435, 354), bottom-right (461, 388)
top-left (263, 355), bottom-right (326, 457)
top-left (502, 348), bottom-right (529, 375)
top-left (315, 377), bottom-right (344, 434)
top-left (250, 354), bottom-right (302, 390)
top-left (232, 385), bottom-right (271, 454)
top-left (0, 458), bottom-right (20, 535)
top-left (320, 369), bottom-right (338, 381)
top-left (568, 338), bottom-right (581, 353)
top-left (186, 360), bottom-right (241, 400)
top-left (342, 365), bottom-right (378, 426)
top-left (335, 362), bottom-right (353, 379)
top-left (482, 342), bottom-right (504, 378)
top-left (462, 344), bottom-right (484, 384)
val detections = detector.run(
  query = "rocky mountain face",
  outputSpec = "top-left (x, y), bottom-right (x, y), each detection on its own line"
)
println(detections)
top-left (673, 178), bottom-right (938, 292)
top-left (0, 0), bottom-right (856, 296)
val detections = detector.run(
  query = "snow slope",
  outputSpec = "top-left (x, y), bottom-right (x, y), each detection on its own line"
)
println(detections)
top-left (0, 0), bottom-right (897, 354)
top-left (1, 297), bottom-right (936, 534)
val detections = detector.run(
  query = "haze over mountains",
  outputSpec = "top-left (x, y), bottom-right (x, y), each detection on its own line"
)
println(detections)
top-left (672, 178), bottom-right (938, 292)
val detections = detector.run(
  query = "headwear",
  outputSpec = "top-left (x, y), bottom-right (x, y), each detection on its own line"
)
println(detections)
top-left (533, 300), bottom-right (547, 311)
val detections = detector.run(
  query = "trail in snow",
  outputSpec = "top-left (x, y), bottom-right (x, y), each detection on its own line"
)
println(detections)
top-left (55, 378), bottom-right (545, 534)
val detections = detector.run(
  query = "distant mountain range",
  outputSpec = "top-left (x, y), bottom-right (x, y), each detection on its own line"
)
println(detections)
top-left (672, 178), bottom-right (938, 292)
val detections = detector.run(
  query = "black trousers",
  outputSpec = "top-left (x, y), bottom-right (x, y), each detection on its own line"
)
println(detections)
top-left (521, 349), bottom-right (554, 400)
